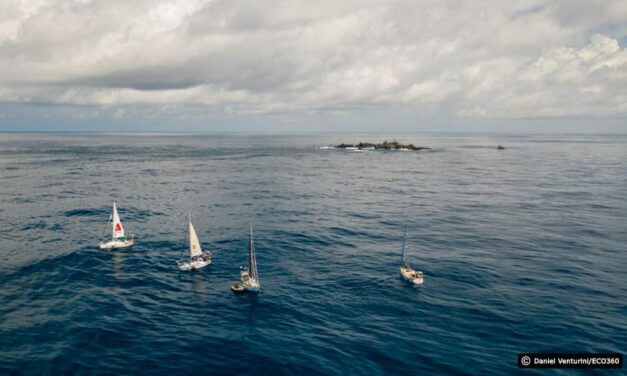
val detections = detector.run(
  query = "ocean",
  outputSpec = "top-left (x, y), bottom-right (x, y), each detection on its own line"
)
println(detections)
top-left (0, 133), bottom-right (625, 375)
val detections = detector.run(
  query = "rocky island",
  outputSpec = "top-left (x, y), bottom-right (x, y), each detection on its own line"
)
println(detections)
top-left (335, 140), bottom-right (430, 151)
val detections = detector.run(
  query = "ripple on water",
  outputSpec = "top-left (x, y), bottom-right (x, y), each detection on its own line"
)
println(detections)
top-left (0, 133), bottom-right (626, 375)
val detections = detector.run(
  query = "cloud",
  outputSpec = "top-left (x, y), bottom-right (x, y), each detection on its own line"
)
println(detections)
top-left (0, 0), bottom-right (626, 123)
top-left (112, 108), bottom-right (125, 119)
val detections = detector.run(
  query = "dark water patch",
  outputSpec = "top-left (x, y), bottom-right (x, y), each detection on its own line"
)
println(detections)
top-left (117, 208), bottom-right (165, 222)
top-left (9, 196), bottom-right (35, 204)
top-left (19, 220), bottom-right (48, 231)
top-left (64, 208), bottom-right (106, 217)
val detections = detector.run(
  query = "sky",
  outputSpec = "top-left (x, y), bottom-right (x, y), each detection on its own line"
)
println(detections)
top-left (0, 0), bottom-right (626, 133)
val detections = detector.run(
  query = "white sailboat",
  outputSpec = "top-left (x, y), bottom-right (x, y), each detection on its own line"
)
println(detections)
top-left (399, 218), bottom-right (424, 285)
top-left (231, 224), bottom-right (260, 293)
top-left (177, 213), bottom-right (212, 271)
top-left (99, 202), bottom-right (134, 250)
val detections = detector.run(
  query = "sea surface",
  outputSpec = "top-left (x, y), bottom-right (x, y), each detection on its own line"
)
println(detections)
top-left (0, 133), bottom-right (625, 375)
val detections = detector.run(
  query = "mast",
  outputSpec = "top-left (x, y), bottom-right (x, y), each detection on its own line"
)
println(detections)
top-left (112, 202), bottom-right (117, 238)
top-left (401, 215), bottom-right (408, 265)
top-left (188, 211), bottom-right (193, 257)
top-left (248, 223), bottom-right (258, 281)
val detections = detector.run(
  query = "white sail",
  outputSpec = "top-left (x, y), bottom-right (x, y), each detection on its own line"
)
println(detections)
top-left (189, 220), bottom-right (202, 257)
top-left (112, 202), bottom-right (125, 239)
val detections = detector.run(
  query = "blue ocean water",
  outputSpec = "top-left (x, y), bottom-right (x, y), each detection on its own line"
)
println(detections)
top-left (0, 133), bottom-right (625, 375)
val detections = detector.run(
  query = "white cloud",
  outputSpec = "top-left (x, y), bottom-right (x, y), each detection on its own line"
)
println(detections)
top-left (0, 0), bottom-right (626, 124)
top-left (112, 108), bottom-right (125, 119)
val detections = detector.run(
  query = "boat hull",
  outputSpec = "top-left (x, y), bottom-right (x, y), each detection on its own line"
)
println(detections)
top-left (230, 282), bottom-right (259, 293)
top-left (400, 267), bottom-right (424, 285)
top-left (99, 239), bottom-right (134, 250)
top-left (177, 258), bottom-right (211, 272)
top-left (231, 272), bottom-right (260, 293)
top-left (243, 285), bottom-right (260, 292)
top-left (241, 271), bottom-right (260, 292)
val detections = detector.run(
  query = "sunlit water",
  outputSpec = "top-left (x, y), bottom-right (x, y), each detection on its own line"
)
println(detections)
top-left (1, 133), bottom-right (625, 375)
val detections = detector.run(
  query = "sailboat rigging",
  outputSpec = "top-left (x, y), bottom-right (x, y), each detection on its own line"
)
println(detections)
top-left (231, 223), bottom-right (260, 293)
top-left (399, 216), bottom-right (424, 285)
top-left (177, 212), bottom-right (212, 271)
top-left (99, 202), bottom-right (134, 250)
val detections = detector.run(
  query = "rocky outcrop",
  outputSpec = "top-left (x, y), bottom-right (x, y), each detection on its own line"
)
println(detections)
top-left (336, 140), bottom-right (430, 151)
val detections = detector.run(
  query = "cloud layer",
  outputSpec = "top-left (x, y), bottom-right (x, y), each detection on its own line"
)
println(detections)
top-left (1, 0), bottom-right (626, 124)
